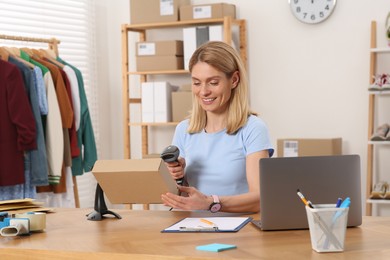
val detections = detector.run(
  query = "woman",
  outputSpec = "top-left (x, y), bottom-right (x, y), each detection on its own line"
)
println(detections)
top-left (161, 41), bottom-right (274, 213)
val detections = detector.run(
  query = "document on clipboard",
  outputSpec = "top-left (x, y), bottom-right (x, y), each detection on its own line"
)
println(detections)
top-left (161, 217), bottom-right (252, 233)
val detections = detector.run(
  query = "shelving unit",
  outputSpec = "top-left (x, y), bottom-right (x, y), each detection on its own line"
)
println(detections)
top-left (121, 16), bottom-right (247, 159)
top-left (365, 21), bottom-right (390, 216)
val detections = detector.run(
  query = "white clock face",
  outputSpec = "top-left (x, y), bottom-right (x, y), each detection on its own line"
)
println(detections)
top-left (289, 0), bottom-right (337, 24)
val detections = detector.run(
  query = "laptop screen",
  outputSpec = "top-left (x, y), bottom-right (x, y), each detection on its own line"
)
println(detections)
top-left (257, 155), bottom-right (362, 231)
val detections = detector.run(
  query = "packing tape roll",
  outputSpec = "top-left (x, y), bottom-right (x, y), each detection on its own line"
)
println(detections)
top-left (15, 212), bottom-right (46, 232)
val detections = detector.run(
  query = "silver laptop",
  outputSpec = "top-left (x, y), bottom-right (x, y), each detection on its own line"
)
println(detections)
top-left (252, 155), bottom-right (362, 231)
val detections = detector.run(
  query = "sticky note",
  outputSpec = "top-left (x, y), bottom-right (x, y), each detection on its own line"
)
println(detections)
top-left (196, 243), bottom-right (237, 252)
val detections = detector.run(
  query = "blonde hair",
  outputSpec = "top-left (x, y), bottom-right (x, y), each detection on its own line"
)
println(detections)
top-left (187, 41), bottom-right (256, 134)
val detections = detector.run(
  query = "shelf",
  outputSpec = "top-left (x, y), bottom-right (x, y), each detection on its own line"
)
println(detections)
top-left (368, 90), bottom-right (390, 95)
top-left (370, 47), bottom-right (390, 53)
top-left (122, 16), bottom-right (247, 159)
top-left (368, 141), bottom-right (390, 145)
top-left (123, 17), bottom-right (244, 31)
top-left (366, 199), bottom-right (390, 204)
top-left (366, 21), bottom-right (390, 216)
top-left (127, 70), bottom-right (189, 75)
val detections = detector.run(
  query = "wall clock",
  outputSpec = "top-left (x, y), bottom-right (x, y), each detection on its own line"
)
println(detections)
top-left (289, 0), bottom-right (337, 24)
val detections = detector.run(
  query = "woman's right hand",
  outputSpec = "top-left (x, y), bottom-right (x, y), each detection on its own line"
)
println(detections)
top-left (165, 157), bottom-right (186, 182)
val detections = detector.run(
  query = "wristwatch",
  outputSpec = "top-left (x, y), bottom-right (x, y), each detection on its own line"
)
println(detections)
top-left (209, 195), bottom-right (222, 213)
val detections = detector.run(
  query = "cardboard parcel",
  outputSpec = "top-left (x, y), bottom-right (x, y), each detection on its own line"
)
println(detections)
top-left (277, 138), bottom-right (342, 157)
top-left (92, 158), bottom-right (178, 204)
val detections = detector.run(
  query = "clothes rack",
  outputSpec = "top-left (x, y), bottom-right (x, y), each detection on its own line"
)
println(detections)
top-left (0, 34), bottom-right (60, 56)
top-left (0, 34), bottom-right (80, 208)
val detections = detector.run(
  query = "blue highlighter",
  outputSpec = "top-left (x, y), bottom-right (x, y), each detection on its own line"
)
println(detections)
top-left (333, 197), bottom-right (350, 221)
top-left (340, 197), bottom-right (351, 208)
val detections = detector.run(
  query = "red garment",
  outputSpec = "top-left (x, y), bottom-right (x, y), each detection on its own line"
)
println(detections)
top-left (0, 60), bottom-right (36, 186)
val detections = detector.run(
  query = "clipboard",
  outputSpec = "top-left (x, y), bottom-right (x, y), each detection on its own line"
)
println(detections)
top-left (161, 217), bottom-right (252, 233)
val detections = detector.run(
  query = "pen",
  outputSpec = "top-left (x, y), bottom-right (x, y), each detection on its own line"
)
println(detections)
top-left (335, 198), bottom-right (342, 208)
top-left (333, 197), bottom-right (350, 220)
top-left (200, 218), bottom-right (215, 226)
top-left (297, 189), bottom-right (314, 208)
top-left (179, 226), bottom-right (218, 232)
top-left (339, 197), bottom-right (351, 209)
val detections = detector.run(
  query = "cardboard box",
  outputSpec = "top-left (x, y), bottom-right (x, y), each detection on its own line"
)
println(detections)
top-left (130, 0), bottom-right (190, 24)
top-left (277, 138), bottom-right (342, 157)
top-left (180, 3), bottom-right (236, 21)
top-left (183, 25), bottom-right (223, 70)
top-left (136, 41), bottom-right (184, 56)
top-left (142, 154), bottom-right (161, 159)
top-left (92, 158), bottom-right (177, 204)
top-left (136, 56), bottom-right (184, 71)
top-left (172, 91), bottom-right (192, 122)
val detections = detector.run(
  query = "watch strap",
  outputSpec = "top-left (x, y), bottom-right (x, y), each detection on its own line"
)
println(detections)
top-left (209, 195), bottom-right (221, 213)
top-left (211, 195), bottom-right (220, 204)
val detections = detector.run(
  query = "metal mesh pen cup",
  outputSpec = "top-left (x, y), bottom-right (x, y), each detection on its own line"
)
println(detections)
top-left (305, 204), bottom-right (349, 253)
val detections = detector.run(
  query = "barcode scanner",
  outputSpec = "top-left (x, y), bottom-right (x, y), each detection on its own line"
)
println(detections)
top-left (160, 145), bottom-right (183, 185)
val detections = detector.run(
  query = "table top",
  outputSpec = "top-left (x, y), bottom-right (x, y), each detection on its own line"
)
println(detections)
top-left (1, 208), bottom-right (390, 259)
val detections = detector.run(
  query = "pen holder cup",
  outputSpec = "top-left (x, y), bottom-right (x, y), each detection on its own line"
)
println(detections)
top-left (305, 204), bottom-right (349, 253)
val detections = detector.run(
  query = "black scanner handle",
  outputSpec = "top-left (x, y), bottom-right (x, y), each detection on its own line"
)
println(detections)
top-left (160, 145), bottom-right (183, 185)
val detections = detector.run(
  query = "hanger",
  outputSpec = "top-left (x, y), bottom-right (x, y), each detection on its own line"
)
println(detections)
top-left (3, 46), bottom-right (20, 56)
top-left (31, 48), bottom-right (44, 59)
top-left (41, 48), bottom-right (57, 59)
top-left (39, 49), bottom-right (64, 68)
top-left (3, 47), bottom-right (35, 69)
top-left (20, 47), bottom-right (34, 57)
top-left (0, 47), bottom-right (9, 61)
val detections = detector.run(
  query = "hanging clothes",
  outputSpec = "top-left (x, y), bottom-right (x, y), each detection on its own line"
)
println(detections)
top-left (36, 71), bottom-right (73, 194)
top-left (63, 65), bottom-right (81, 131)
top-left (0, 59), bottom-right (36, 186)
top-left (0, 154), bottom-right (36, 200)
top-left (20, 50), bottom-right (64, 184)
top-left (0, 35), bottom-right (83, 207)
top-left (8, 56), bottom-right (49, 186)
top-left (33, 58), bottom-right (73, 164)
top-left (58, 67), bottom-right (80, 158)
top-left (57, 57), bottom-right (97, 175)
top-left (20, 50), bottom-right (48, 115)
top-left (33, 58), bottom-right (66, 184)
top-left (32, 57), bottom-right (73, 193)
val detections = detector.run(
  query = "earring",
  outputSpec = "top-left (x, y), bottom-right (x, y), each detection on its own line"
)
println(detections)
top-left (386, 12), bottom-right (390, 46)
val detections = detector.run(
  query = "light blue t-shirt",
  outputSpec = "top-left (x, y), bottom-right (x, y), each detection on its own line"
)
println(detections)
top-left (173, 115), bottom-right (274, 196)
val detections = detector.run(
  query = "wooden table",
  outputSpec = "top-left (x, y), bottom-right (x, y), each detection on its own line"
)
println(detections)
top-left (1, 208), bottom-right (390, 259)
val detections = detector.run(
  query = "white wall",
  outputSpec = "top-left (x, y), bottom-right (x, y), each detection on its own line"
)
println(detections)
top-left (95, 0), bottom-right (390, 215)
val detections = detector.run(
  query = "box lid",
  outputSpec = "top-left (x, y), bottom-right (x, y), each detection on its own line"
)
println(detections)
top-left (93, 158), bottom-right (162, 173)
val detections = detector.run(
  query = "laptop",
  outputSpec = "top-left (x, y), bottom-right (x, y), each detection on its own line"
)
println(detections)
top-left (252, 155), bottom-right (362, 231)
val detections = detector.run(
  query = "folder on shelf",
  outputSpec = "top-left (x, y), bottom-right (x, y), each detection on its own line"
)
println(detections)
top-left (161, 217), bottom-right (252, 233)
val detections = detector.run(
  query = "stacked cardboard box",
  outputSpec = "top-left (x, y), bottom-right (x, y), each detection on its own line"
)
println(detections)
top-left (136, 40), bottom-right (184, 71)
top-left (180, 3), bottom-right (236, 21)
top-left (130, 0), bottom-right (190, 24)
top-left (277, 138), bottom-right (342, 157)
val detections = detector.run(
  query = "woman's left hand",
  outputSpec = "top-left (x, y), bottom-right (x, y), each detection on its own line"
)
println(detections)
top-left (161, 186), bottom-right (212, 211)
